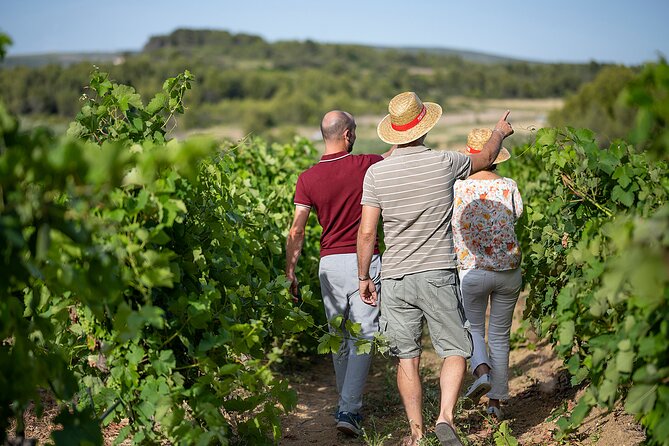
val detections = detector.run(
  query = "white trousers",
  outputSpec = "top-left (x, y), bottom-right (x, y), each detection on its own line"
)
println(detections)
top-left (319, 253), bottom-right (381, 414)
top-left (459, 268), bottom-right (521, 400)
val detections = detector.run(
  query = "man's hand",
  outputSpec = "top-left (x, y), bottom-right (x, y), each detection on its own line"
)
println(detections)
top-left (493, 110), bottom-right (514, 138)
top-left (359, 278), bottom-right (378, 306)
top-left (286, 272), bottom-right (299, 301)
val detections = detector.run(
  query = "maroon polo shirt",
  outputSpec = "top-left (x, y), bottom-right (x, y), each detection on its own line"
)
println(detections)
top-left (294, 151), bottom-right (384, 257)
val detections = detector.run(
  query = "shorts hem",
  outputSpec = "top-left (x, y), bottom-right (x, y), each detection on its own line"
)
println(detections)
top-left (436, 350), bottom-right (471, 359)
top-left (393, 351), bottom-right (422, 359)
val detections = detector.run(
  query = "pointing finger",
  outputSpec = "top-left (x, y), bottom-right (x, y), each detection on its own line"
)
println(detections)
top-left (502, 110), bottom-right (510, 121)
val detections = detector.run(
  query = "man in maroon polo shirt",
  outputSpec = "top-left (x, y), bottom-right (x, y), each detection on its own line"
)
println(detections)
top-left (285, 110), bottom-right (393, 436)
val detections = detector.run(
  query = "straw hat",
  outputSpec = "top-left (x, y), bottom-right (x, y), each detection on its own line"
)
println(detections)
top-left (462, 128), bottom-right (511, 164)
top-left (377, 92), bottom-right (442, 144)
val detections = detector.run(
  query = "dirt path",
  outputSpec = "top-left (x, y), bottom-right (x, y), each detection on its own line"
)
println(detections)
top-left (279, 297), bottom-right (646, 445)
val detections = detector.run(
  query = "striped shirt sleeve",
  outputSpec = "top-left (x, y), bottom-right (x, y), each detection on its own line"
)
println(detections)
top-left (361, 167), bottom-right (380, 208)
top-left (444, 151), bottom-right (472, 180)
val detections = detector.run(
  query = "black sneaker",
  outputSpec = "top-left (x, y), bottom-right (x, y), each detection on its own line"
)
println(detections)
top-left (336, 411), bottom-right (362, 436)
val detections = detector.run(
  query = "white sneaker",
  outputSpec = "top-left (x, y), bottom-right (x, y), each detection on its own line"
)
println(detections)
top-left (464, 373), bottom-right (491, 407)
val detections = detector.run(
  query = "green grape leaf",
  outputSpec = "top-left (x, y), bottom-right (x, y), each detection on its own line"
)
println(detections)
top-left (625, 384), bottom-right (657, 414)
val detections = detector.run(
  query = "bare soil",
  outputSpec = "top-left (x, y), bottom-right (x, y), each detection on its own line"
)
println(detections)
top-left (279, 296), bottom-right (646, 446)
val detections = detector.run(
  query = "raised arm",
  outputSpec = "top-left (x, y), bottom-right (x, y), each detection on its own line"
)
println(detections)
top-left (357, 205), bottom-right (381, 306)
top-left (285, 206), bottom-right (311, 298)
top-left (469, 110), bottom-right (514, 174)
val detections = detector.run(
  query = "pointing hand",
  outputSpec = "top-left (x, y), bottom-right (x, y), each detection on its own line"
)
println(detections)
top-left (494, 110), bottom-right (513, 138)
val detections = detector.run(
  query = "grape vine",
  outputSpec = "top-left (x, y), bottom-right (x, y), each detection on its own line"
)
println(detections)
top-left (1, 67), bottom-right (325, 444)
top-left (504, 61), bottom-right (669, 445)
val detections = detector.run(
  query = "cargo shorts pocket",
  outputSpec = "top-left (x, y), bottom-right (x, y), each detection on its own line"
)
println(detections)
top-left (424, 272), bottom-right (458, 311)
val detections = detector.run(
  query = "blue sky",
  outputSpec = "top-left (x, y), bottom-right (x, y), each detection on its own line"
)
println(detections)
top-left (2, 0), bottom-right (668, 65)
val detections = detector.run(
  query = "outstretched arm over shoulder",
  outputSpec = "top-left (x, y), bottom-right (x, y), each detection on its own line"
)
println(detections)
top-left (285, 206), bottom-right (310, 298)
top-left (469, 110), bottom-right (514, 174)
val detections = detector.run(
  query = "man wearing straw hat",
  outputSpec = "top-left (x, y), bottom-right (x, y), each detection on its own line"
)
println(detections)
top-left (286, 110), bottom-right (395, 437)
top-left (356, 92), bottom-right (513, 446)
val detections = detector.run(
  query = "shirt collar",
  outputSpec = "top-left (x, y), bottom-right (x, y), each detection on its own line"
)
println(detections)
top-left (390, 145), bottom-right (431, 156)
top-left (320, 151), bottom-right (351, 162)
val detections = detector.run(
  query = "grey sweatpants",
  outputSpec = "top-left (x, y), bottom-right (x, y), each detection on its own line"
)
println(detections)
top-left (319, 253), bottom-right (381, 414)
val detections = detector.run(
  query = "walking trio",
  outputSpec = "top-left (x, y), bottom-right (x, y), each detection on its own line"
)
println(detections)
top-left (285, 91), bottom-right (521, 446)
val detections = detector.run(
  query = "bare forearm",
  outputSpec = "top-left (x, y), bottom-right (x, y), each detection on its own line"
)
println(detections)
top-left (471, 110), bottom-right (513, 173)
top-left (357, 205), bottom-right (380, 279)
top-left (285, 231), bottom-right (305, 275)
top-left (357, 205), bottom-right (381, 306)
top-left (357, 231), bottom-right (375, 279)
top-left (485, 129), bottom-right (505, 164)
top-left (471, 130), bottom-right (503, 173)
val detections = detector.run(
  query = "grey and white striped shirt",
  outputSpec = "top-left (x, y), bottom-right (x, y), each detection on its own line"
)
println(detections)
top-left (361, 145), bottom-right (471, 279)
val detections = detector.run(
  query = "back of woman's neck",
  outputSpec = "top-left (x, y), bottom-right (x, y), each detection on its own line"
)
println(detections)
top-left (468, 170), bottom-right (501, 180)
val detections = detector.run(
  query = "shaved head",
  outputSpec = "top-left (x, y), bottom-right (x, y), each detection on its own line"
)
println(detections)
top-left (321, 110), bottom-right (355, 142)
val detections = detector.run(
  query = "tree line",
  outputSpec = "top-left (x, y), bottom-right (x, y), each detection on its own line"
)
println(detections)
top-left (0, 29), bottom-right (612, 134)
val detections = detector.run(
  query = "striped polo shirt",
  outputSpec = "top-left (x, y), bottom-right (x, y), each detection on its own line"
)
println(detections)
top-left (361, 145), bottom-right (471, 279)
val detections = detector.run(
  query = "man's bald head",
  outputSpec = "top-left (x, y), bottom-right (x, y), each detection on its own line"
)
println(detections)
top-left (321, 111), bottom-right (355, 142)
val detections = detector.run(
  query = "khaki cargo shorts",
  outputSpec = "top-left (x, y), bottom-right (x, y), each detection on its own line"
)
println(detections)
top-left (379, 269), bottom-right (472, 359)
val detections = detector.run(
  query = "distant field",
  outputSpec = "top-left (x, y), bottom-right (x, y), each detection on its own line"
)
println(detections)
top-left (183, 97), bottom-right (564, 154)
top-left (355, 97), bottom-right (563, 153)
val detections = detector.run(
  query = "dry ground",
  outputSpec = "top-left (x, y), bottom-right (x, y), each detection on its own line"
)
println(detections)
top-left (279, 295), bottom-right (646, 446)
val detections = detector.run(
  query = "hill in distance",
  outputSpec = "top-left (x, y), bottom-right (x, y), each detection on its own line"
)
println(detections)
top-left (2, 28), bottom-right (528, 68)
